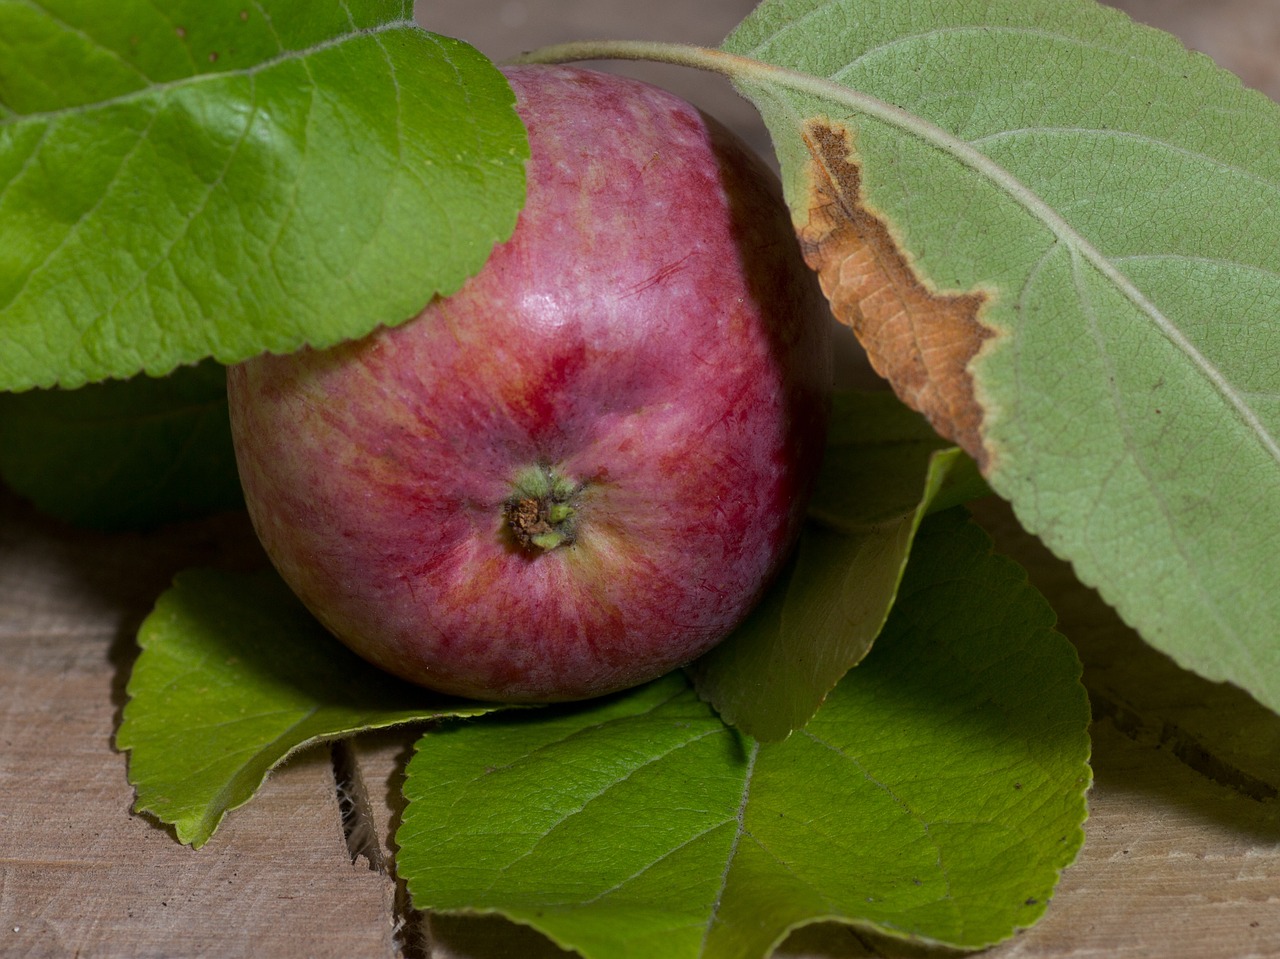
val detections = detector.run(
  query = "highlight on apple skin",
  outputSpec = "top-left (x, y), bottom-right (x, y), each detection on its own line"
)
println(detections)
top-left (227, 64), bottom-right (833, 703)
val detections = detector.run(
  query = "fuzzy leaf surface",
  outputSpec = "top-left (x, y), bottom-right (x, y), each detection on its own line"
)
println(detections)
top-left (118, 567), bottom-right (505, 847)
top-left (398, 510), bottom-right (1091, 957)
top-left (0, 361), bottom-right (241, 528)
top-left (724, 0), bottom-right (1280, 714)
top-left (0, 0), bottom-right (526, 390)
top-left (689, 392), bottom-right (988, 741)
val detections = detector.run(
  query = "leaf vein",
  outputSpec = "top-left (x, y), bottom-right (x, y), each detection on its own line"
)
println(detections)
top-left (18, 0), bottom-right (154, 85)
top-left (699, 738), bottom-right (759, 954)
top-left (476, 723), bottom-right (727, 894)
top-left (4, 18), bottom-right (419, 124)
top-left (0, 107), bottom-right (162, 323)
top-left (575, 820), bottom-right (733, 908)
top-left (800, 728), bottom-right (952, 898)
top-left (969, 126), bottom-right (1280, 201)
top-left (1069, 249), bottom-right (1238, 646)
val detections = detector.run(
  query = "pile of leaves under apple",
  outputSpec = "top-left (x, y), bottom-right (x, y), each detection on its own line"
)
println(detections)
top-left (109, 61), bottom-right (1089, 958)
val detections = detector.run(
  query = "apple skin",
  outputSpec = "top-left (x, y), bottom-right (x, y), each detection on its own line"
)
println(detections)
top-left (227, 65), bottom-right (832, 702)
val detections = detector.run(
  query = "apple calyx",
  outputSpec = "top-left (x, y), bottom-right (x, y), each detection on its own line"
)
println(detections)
top-left (504, 464), bottom-right (583, 552)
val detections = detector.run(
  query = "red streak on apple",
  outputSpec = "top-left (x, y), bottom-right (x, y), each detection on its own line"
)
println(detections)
top-left (227, 65), bottom-right (832, 702)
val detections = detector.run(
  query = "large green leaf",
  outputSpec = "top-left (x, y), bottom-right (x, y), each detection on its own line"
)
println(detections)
top-left (723, 0), bottom-right (1280, 713)
top-left (118, 567), bottom-right (508, 847)
top-left (0, 361), bottom-right (242, 529)
top-left (398, 510), bottom-right (1091, 956)
top-left (0, 0), bottom-right (527, 391)
top-left (688, 392), bottom-right (988, 742)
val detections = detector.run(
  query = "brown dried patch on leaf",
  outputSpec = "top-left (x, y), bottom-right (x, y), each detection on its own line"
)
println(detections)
top-left (798, 119), bottom-right (994, 469)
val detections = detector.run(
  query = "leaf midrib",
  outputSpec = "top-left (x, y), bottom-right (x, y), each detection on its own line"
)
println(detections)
top-left (699, 738), bottom-right (759, 957)
top-left (721, 51), bottom-right (1280, 468)
top-left (2, 17), bottom-right (419, 124)
top-left (969, 127), bottom-right (1280, 205)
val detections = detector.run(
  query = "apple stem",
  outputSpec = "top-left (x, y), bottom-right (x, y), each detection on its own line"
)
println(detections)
top-left (504, 465), bottom-right (582, 553)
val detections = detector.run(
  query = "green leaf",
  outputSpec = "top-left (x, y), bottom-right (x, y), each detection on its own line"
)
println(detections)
top-left (689, 392), bottom-right (988, 742)
top-left (118, 567), bottom-right (506, 848)
top-left (0, 0), bottom-right (527, 391)
top-left (0, 360), bottom-right (242, 529)
top-left (723, 0), bottom-right (1280, 714)
top-left (809, 394), bottom-right (990, 527)
top-left (398, 510), bottom-right (1090, 956)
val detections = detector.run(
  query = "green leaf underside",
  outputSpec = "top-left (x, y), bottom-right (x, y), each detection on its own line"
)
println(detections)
top-left (689, 392), bottom-right (988, 742)
top-left (398, 510), bottom-right (1091, 958)
top-left (0, 361), bottom-right (242, 528)
top-left (724, 0), bottom-right (1280, 713)
top-left (0, 0), bottom-right (527, 391)
top-left (118, 567), bottom-right (507, 848)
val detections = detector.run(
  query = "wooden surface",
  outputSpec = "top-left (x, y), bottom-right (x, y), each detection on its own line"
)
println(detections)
top-left (0, 496), bottom-right (400, 958)
top-left (3, 1), bottom-right (1280, 956)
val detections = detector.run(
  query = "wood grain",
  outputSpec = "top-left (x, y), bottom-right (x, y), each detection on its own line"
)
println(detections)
top-left (0, 496), bottom-right (399, 958)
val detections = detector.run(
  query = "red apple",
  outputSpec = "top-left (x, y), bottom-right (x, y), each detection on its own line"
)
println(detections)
top-left (227, 65), bottom-right (831, 702)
